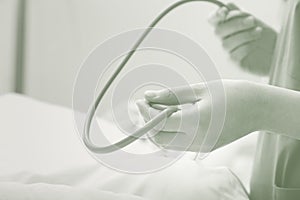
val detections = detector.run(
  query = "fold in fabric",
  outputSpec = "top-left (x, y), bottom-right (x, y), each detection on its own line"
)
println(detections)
top-left (270, 0), bottom-right (300, 90)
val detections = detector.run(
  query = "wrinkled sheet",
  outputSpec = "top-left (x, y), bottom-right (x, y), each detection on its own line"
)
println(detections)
top-left (0, 93), bottom-right (255, 199)
top-left (0, 182), bottom-right (146, 200)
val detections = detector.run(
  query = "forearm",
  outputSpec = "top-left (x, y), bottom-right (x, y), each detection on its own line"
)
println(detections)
top-left (258, 84), bottom-right (300, 140)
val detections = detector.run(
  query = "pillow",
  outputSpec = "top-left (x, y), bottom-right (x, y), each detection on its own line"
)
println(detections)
top-left (1, 159), bottom-right (249, 200)
top-left (75, 158), bottom-right (250, 200)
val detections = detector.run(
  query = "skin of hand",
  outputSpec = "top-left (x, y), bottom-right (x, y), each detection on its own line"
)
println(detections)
top-left (209, 3), bottom-right (277, 76)
top-left (136, 80), bottom-right (265, 152)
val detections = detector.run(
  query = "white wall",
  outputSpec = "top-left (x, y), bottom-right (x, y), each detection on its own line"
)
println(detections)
top-left (0, 0), bottom-right (18, 94)
top-left (23, 0), bottom-right (281, 107)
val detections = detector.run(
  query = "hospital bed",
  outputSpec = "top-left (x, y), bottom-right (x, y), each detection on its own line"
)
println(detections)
top-left (0, 93), bottom-right (257, 199)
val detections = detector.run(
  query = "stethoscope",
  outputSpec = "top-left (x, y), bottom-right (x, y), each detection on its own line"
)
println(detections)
top-left (83, 0), bottom-right (228, 154)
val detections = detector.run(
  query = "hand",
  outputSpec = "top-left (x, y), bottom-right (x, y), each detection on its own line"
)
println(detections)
top-left (136, 80), bottom-right (264, 152)
top-left (209, 3), bottom-right (277, 76)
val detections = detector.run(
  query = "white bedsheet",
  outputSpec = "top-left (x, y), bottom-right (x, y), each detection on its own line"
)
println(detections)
top-left (0, 93), bottom-right (256, 199)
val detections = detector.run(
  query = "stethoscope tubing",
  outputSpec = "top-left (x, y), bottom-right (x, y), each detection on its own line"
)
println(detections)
top-left (83, 0), bottom-right (227, 154)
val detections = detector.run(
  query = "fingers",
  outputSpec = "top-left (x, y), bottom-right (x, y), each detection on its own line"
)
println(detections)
top-left (225, 10), bottom-right (248, 21)
top-left (152, 100), bottom-right (210, 152)
top-left (209, 3), bottom-right (257, 39)
top-left (230, 41), bottom-right (257, 63)
top-left (136, 99), bottom-right (211, 152)
top-left (209, 3), bottom-right (267, 69)
top-left (144, 83), bottom-right (207, 105)
top-left (222, 26), bottom-right (262, 52)
top-left (208, 2), bottom-right (239, 25)
top-left (215, 15), bottom-right (256, 38)
top-left (135, 99), bottom-right (160, 122)
top-left (136, 99), bottom-right (182, 132)
top-left (208, 6), bottom-right (229, 25)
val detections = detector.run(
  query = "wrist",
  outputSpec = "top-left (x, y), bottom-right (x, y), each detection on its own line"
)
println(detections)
top-left (245, 81), bottom-right (272, 132)
top-left (253, 84), bottom-right (294, 134)
top-left (257, 84), bottom-right (300, 139)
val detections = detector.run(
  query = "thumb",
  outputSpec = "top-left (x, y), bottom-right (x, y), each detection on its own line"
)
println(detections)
top-left (144, 83), bottom-right (207, 105)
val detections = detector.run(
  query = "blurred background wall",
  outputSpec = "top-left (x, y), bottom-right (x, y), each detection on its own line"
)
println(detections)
top-left (0, 0), bottom-right (281, 108)
top-left (0, 0), bottom-right (18, 93)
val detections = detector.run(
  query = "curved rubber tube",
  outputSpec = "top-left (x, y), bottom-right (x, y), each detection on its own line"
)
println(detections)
top-left (83, 0), bottom-right (227, 154)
